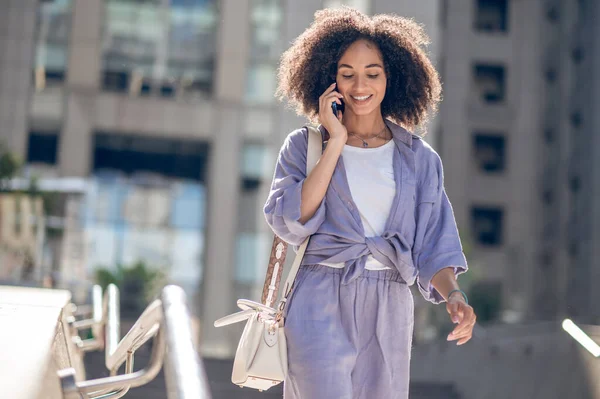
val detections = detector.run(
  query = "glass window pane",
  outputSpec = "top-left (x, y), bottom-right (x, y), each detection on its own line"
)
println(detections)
top-left (471, 206), bottom-right (504, 246)
top-left (241, 144), bottom-right (275, 180)
top-left (245, 0), bottom-right (282, 103)
top-left (473, 64), bottom-right (506, 104)
top-left (83, 176), bottom-right (207, 300)
top-left (34, 0), bottom-right (73, 89)
top-left (27, 132), bottom-right (59, 165)
top-left (473, 133), bottom-right (506, 173)
top-left (102, 0), bottom-right (218, 98)
top-left (249, 0), bottom-right (283, 60)
top-left (245, 64), bottom-right (277, 103)
top-left (475, 0), bottom-right (508, 33)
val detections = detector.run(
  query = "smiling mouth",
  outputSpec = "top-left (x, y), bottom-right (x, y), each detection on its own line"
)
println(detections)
top-left (351, 94), bottom-right (372, 102)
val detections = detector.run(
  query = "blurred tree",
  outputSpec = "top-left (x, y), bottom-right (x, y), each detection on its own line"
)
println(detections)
top-left (0, 141), bottom-right (21, 191)
top-left (96, 260), bottom-right (167, 317)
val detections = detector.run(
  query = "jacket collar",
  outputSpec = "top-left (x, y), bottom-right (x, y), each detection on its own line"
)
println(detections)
top-left (385, 119), bottom-right (415, 148)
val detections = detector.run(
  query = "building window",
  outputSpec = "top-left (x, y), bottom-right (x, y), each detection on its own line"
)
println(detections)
top-left (571, 46), bottom-right (584, 64)
top-left (235, 143), bottom-right (276, 285)
top-left (471, 206), bottom-right (504, 246)
top-left (93, 132), bottom-right (209, 182)
top-left (245, 0), bottom-right (283, 104)
top-left (542, 189), bottom-right (553, 205)
top-left (27, 131), bottom-right (59, 165)
top-left (473, 64), bottom-right (506, 104)
top-left (543, 128), bottom-right (555, 144)
top-left (544, 66), bottom-right (557, 84)
top-left (473, 133), bottom-right (506, 173)
top-left (246, 64), bottom-right (278, 104)
top-left (474, 0), bottom-right (508, 33)
top-left (85, 177), bottom-right (206, 299)
top-left (102, 0), bottom-right (218, 100)
top-left (570, 111), bottom-right (582, 128)
top-left (240, 144), bottom-right (273, 192)
top-left (545, 4), bottom-right (559, 23)
top-left (34, 0), bottom-right (73, 90)
top-left (569, 176), bottom-right (581, 193)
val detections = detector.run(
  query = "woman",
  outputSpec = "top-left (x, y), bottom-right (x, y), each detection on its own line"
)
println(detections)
top-left (264, 7), bottom-right (476, 399)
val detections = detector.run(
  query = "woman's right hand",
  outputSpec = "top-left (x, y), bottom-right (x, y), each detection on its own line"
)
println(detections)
top-left (318, 83), bottom-right (347, 142)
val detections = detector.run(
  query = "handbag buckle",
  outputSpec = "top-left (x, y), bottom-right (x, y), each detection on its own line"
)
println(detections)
top-left (277, 298), bottom-right (286, 312)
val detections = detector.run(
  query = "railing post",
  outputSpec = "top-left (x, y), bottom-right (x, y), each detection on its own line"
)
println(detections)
top-left (105, 284), bottom-right (120, 369)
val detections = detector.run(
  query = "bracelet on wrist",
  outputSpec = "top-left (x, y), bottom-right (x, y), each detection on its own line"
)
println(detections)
top-left (447, 289), bottom-right (468, 305)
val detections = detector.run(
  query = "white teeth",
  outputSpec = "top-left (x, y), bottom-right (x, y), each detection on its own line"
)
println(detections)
top-left (352, 95), bottom-right (371, 101)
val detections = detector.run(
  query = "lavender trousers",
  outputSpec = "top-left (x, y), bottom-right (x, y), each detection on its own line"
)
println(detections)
top-left (283, 264), bottom-right (414, 399)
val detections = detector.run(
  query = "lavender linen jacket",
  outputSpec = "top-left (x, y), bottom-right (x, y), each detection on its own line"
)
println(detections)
top-left (263, 119), bottom-right (468, 303)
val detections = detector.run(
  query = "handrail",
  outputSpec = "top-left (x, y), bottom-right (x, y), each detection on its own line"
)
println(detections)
top-left (60, 329), bottom-right (165, 399)
top-left (162, 286), bottom-right (212, 399)
top-left (104, 284), bottom-right (120, 369)
top-left (105, 299), bottom-right (162, 372)
top-left (91, 285), bottom-right (103, 343)
top-left (60, 284), bottom-right (212, 399)
top-left (78, 329), bottom-right (165, 396)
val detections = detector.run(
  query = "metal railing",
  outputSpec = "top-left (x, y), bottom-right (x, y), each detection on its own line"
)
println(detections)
top-left (59, 284), bottom-right (212, 399)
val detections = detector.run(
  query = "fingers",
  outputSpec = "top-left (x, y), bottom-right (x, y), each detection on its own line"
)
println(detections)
top-left (320, 82), bottom-right (337, 98)
top-left (447, 302), bottom-right (476, 345)
top-left (319, 83), bottom-right (344, 107)
top-left (447, 301), bottom-right (460, 324)
top-left (450, 305), bottom-right (475, 336)
top-left (321, 91), bottom-right (344, 109)
top-left (317, 83), bottom-right (345, 129)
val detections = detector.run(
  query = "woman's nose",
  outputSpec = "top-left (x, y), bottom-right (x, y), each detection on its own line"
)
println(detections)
top-left (353, 75), bottom-right (368, 91)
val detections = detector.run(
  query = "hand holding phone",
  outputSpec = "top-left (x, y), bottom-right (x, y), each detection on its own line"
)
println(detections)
top-left (318, 83), bottom-right (347, 142)
top-left (331, 89), bottom-right (344, 116)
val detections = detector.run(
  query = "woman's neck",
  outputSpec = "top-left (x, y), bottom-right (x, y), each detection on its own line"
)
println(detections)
top-left (342, 110), bottom-right (387, 138)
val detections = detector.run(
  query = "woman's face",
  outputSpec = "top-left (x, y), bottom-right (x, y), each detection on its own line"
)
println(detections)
top-left (336, 39), bottom-right (387, 117)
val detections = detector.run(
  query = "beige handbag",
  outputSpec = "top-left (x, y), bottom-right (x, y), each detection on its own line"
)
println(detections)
top-left (214, 125), bottom-right (322, 391)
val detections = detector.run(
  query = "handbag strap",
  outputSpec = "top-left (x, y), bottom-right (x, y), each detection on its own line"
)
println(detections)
top-left (260, 236), bottom-right (289, 307)
top-left (276, 125), bottom-right (322, 313)
top-left (260, 125), bottom-right (322, 310)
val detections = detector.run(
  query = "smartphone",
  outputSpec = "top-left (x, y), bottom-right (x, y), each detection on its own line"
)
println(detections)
top-left (331, 89), bottom-right (344, 116)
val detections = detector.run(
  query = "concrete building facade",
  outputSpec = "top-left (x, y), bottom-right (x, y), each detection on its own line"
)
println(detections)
top-left (534, 0), bottom-right (600, 324)
top-left (441, 0), bottom-right (600, 327)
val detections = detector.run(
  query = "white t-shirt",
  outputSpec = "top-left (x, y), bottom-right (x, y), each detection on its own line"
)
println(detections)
top-left (321, 139), bottom-right (396, 270)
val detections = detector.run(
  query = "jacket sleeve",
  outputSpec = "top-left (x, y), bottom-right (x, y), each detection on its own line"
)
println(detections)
top-left (413, 153), bottom-right (468, 304)
top-left (263, 128), bottom-right (326, 246)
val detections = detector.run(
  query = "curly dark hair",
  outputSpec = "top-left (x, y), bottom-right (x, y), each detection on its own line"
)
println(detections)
top-left (276, 7), bottom-right (442, 130)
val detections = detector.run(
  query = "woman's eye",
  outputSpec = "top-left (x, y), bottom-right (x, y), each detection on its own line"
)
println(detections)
top-left (367, 75), bottom-right (379, 79)
top-left (342, 75), bottom-right (353, 79)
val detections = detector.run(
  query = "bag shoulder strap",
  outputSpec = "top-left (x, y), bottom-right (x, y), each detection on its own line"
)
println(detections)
top-left (275, 125), bottom-right (322, 311)
top-left (306, 125), bottom-right (322, 175)
top-left (260, 125), bottom-right (322, 308)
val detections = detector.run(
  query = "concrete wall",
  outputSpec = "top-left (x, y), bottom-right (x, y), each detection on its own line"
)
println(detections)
top-left (0, 0), bottom-right (37, 156)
